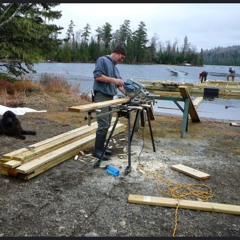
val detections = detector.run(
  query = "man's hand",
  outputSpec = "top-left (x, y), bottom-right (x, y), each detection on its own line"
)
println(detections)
top-left (118, 85), bottom-right (126, 95)
top-left (114, 78), bottom-right (124, 87)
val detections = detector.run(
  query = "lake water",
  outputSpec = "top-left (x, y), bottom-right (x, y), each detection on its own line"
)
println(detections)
top-left (29, 62), bottom-right (240, 93)
top-left (28, 63), bottom-right (240, 121)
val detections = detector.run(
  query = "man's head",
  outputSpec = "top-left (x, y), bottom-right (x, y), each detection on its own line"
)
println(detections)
top-left (112, 44), bottom-right (126, 64)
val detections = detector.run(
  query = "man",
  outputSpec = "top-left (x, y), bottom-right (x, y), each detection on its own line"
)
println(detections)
top-left (92, 44), bottom-right (126, 160)
top-left (199, 71), bottom-right (208, 83)
top-left (227, 66), bottom-right (236, 81)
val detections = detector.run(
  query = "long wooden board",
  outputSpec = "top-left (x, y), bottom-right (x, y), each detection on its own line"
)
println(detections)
top-left (16, 135), bottom-right (96, 174)
top-left (1, 122), bottom-right (98, 161)
top-left (0, 119), bottom-right (115, 163)
top-left (128, 194), bottom-right (240, 215)
top-left (3, 123), bottom-right (98, 163)
top-left (2, 160), bottom-right (21, 168)
top-left (171, 164), bottom-right (210, 180)
top-left (68, 97), bottom-right (130, 113)
top-left (14, 123), bottom-right (125, 174)
top-left (178, 86), bottom-right (200, 122)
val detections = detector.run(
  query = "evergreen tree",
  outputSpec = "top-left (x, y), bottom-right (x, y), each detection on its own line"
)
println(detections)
top-left (118, 20), bottom-right (132, 45)
top-left (0, 3), bottom-right (63, 76)
top-left (132, 21), bottom-right (148, 63)
top-left (81, 23), bottom-right (91, 43)
top-left (101, 22), bottom-right (113, 53)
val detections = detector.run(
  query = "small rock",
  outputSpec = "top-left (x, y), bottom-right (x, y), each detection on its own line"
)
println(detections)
top-left (80, 209), bottom-right (86, 214)
top-left (119, 220), bottom-right (126, 227)
top-left (58, 226), bottom-right (65, 231)
top-left (84, 232), bottom-right (99, 237)
top-left (110, 228), bottom-right (117, 235)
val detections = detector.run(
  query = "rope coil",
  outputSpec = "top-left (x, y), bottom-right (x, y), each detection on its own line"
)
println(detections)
top-left (137, 164), bottom-right (213, 237)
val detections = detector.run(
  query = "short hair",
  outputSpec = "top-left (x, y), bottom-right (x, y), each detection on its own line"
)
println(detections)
top-left (112, 44), bottom-right (127, 56)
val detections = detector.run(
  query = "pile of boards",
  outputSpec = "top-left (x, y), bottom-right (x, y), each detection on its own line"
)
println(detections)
top-left (0, 120), bottom-right (125, 180)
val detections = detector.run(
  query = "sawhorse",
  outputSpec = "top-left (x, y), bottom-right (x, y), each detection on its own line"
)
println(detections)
top-left (93, 104), bottom-right (156, 175)
top-left (156, 96), bottom-right (190, 138)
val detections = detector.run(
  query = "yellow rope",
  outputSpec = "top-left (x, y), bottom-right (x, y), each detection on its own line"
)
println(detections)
top-left (137, 164), bottom-right (213, 237)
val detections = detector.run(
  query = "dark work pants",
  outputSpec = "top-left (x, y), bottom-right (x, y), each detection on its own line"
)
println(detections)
top-left (94, 91), bottom-right (113, 135)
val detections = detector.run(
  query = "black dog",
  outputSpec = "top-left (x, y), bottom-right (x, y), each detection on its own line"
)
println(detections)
top-left (0, 110), bottom-right (36, 140)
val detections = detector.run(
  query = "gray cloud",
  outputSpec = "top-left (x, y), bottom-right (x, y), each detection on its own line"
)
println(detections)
top-left (53, 3), bottom-right (240, 52)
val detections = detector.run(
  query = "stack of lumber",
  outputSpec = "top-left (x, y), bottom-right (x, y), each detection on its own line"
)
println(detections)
top-left (0, 120), bottom-right (125, 180)
top-left (138, 80), bottom-right (240, 98)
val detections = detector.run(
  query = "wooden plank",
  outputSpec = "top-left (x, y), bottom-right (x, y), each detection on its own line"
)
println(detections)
top-left (178, 86), bottom-right (200, 122)
top-left (68, 97), bottom-right (130, 113)
top-left (171, 164), bottom-right (210, 180)
top-left (16, 136), bottom-right (94, 174)
top-left (0, 125), bottom-right (125, 179)
top-left (2, 160), bottom-right (21, 168)
top-left (20, 126), bottom-right (125, 180)
top-left (20, 141), bottom-right (95, 180)
top-left (192, 97), bottom-right (203, 109)
top-left (15, 123), bottom-right (125, 174)
top-left (148, 102), bottom-right (155, 120)
top-left (1, 118), bottom-right (115, 162)
top-left (8, 123), bottom-right (98, 162)
top-left (1, 122), bottom-right (98, 161)
top-left (128, 194), bottom-right (240, 215)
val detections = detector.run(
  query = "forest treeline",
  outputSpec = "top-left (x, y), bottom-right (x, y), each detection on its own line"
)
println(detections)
top-left (53, 20), bottom-right (239, 67)
top-left (203, 46), bottom-right (240, 66)
top-left (0, 3), bottom-right (238, 77)
top-left (52, 20), bottom-right (204, 67)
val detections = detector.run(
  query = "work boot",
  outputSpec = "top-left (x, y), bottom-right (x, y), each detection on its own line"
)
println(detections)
top-left (105, 149), bottom-right (112, 155)
top-left (93, 133), bottom-right (109, 161)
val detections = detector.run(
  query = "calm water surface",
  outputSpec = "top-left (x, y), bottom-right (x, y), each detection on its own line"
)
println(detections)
top-left (29, 63), bottom-right (240, 121)
top-left (29, 63), bottom-right (239, 93)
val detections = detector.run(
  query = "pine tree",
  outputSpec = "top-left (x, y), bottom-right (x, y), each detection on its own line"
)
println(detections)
top-left (0, 3), bottom-right (63, 76)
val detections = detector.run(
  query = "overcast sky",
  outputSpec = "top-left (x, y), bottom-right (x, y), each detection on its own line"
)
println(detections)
top-left (53, 3), bottom-right (240, 52)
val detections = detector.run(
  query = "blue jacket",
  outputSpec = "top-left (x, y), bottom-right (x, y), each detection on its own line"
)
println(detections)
top-left (229, 68), bottom-right (236, 74)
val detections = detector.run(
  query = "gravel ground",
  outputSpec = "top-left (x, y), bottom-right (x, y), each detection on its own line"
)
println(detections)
top-left (0, 95), bottom-right (239, 237)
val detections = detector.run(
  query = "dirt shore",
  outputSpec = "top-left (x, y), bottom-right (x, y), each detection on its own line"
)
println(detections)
top-left (0, 93), bottom-right (239, 237)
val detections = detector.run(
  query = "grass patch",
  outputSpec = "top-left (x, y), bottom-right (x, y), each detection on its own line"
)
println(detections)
top-left (0, 73), bottom-right (91, 107)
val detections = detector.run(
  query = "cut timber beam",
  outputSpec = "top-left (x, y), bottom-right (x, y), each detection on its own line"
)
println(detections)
top-left (16, 135), bottom-right (95, 174)
top-left (128, 194), bottom-right (240, 215)
top-left (171, 164), bottom-right (210, 180)
top-left (1, 122), bottom-right (98, 163)
top-left (1, 122), bottom-right (98, 162)
top-left (68, 97), bottom-right (130, 113)
top-left (192, 97), bottom-right (203, 109)
top-left (8, 123), bottom-right (125, 176)
top-left (179, 86), bottom-right (200, 122)
top-left (2, 160), bottom-right (21, 168)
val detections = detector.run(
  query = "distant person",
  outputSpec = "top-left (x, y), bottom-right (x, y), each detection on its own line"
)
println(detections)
top-left (199, 71), bottom-right (208, 83)
top-left (227, 66), bottom-right (236, 81)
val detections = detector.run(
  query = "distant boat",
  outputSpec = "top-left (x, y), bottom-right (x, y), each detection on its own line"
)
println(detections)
top-left (167, 67), bottom-right (188, 76)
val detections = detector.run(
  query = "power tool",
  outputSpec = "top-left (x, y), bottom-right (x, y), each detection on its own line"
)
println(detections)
top-left (124, 79), bottom-right (149, 99)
